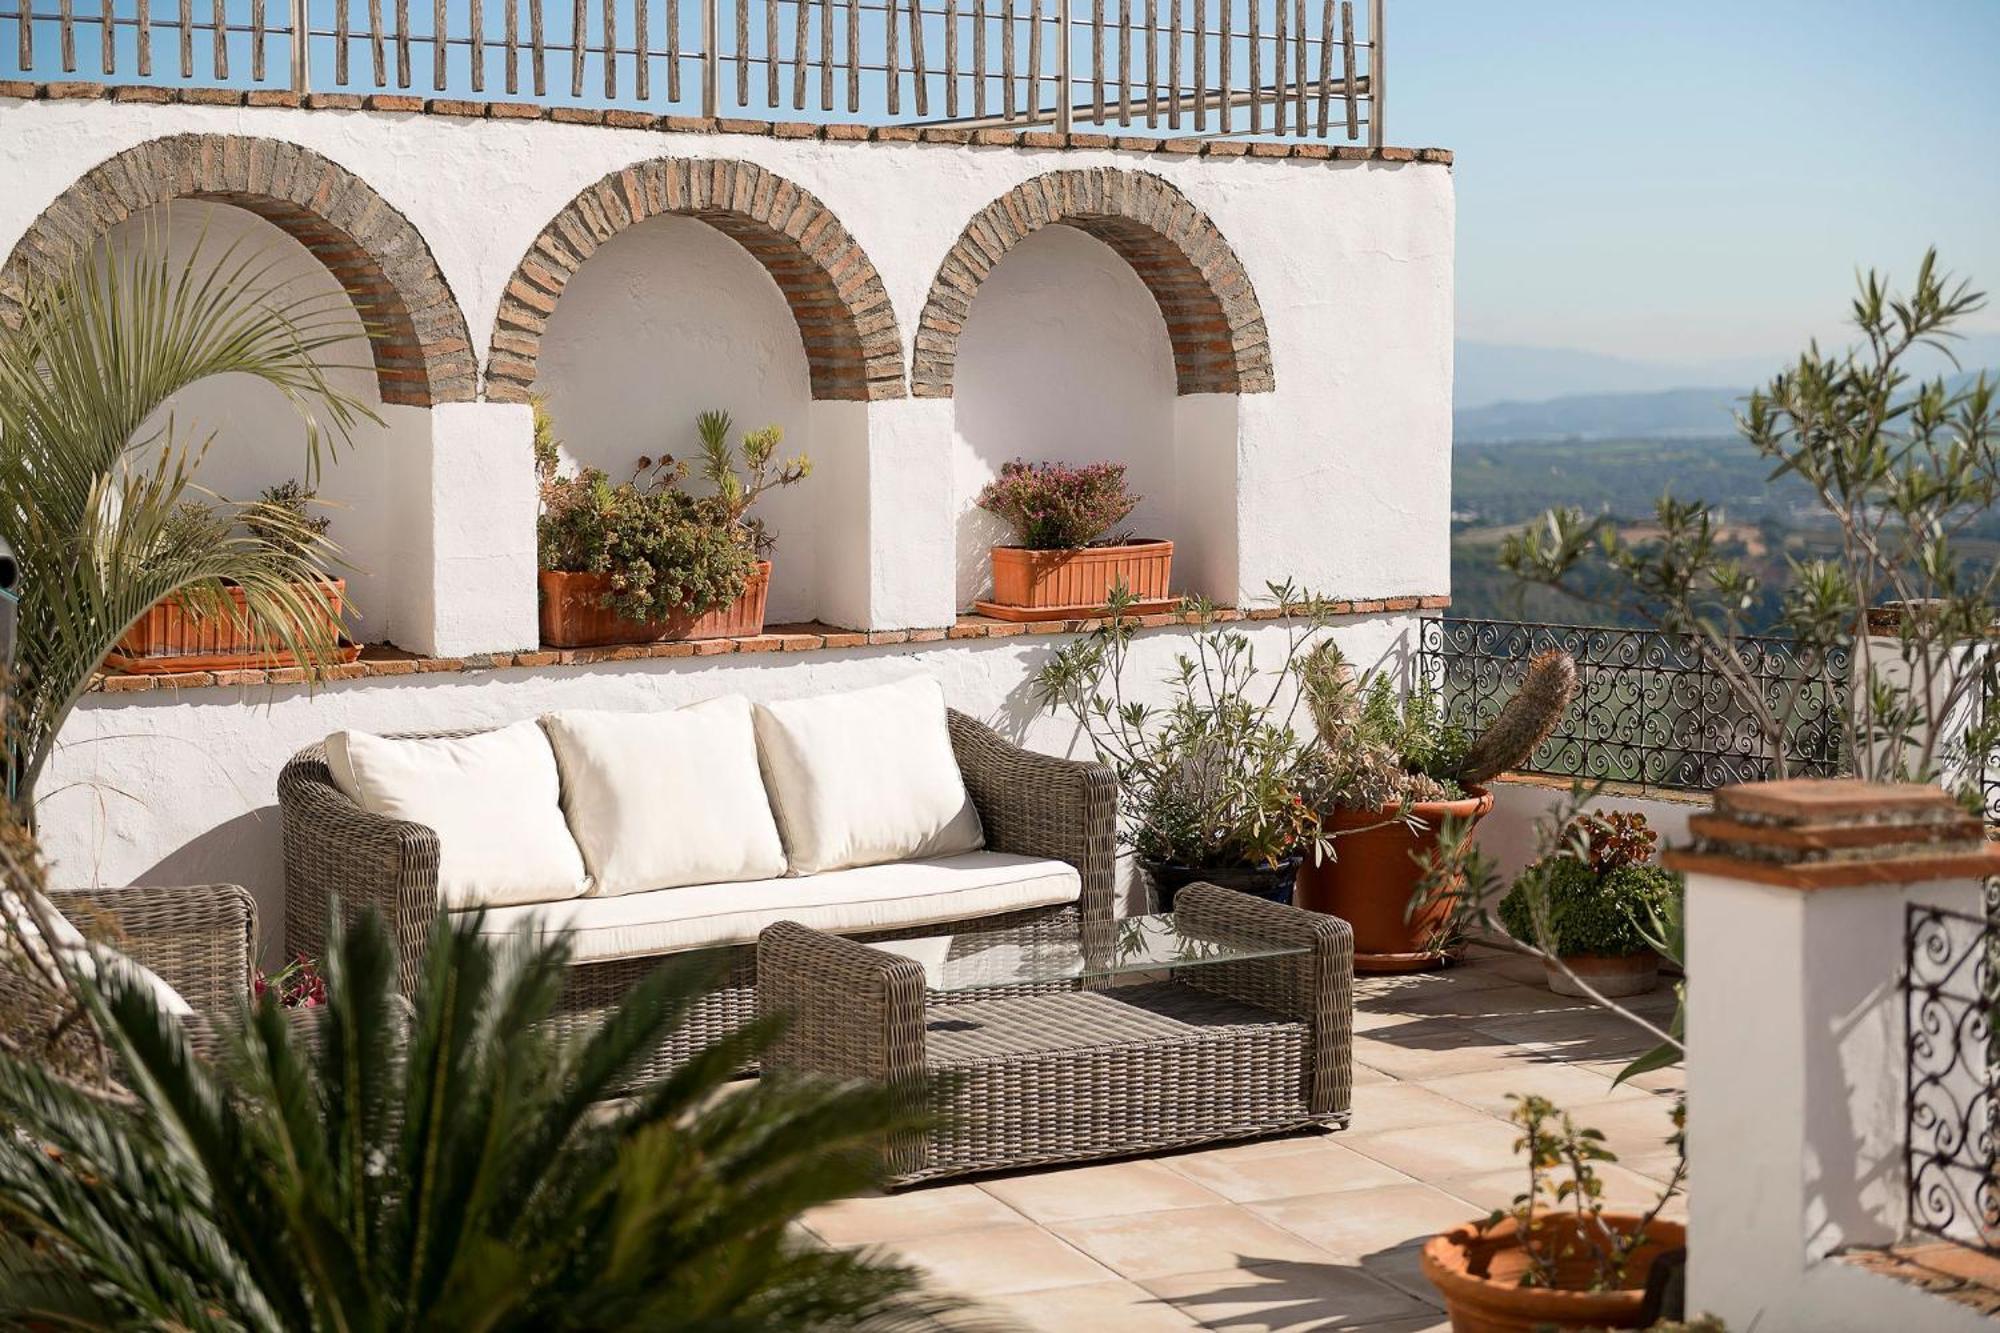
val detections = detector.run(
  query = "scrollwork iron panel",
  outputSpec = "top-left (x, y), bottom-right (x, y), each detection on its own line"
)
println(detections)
top-left (1418, 617), bottom-right (1848, 793)
top-left (1906, 903), bottom-right (2000, 1252)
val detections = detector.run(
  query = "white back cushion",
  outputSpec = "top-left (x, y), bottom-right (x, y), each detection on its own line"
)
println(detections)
top-left (753, 675), bottom-right (985, 875)
top-left (325, 722), bottom-right (590, 909)
top-left (1, 889), bottom-right (193, 1017)
top-left (543, 697), bottom-right (787, 896)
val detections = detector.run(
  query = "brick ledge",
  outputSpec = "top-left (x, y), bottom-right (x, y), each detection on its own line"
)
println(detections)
top-left (0, 81), bottom-right (1453, 166)
top-left (87, 594), bottom-right (1449, 695)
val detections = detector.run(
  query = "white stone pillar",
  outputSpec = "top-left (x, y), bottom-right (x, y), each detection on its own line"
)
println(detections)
top-left (849, 396), bottom-right (957, 631)
top-left (410, 401), bottom-right (539, 657)
top-left (1672, 779), bottom-right (2000, 1331)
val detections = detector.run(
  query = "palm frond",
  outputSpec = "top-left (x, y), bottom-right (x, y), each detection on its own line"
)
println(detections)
top-left (0, 222), bottom-right (377, 808)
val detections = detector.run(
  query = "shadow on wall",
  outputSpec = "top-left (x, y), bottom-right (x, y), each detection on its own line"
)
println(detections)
top-left (135, 806), bottom-right (287, 959)
top-left (951, 225), bottom-right (1178, 611)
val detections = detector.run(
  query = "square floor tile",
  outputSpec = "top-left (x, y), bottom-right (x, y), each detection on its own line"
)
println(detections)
top-left (1164, 1140), bottom-right (1413, 1203)
top-left (1144, 1259), bottom-right (1434, 1330)
top-left (986, 1278), bottom-right (1200, 1331)
top-left (1051, 1203), bottom-right (1333, 1281)
top-left (1416, 1060), bottom-right (1650, 1119)
top-left (1345, 1081), bottom-right (1502, 1133)
top-left (802, 1182), bottom-right (1023, 1246)
top-left (1338, 1118), bottom-right (1528, 1180)
top-left (980, 1158), bottom-right (1226, 1223)
top-left (1247, 1183), bottom-right (1477, 1263)
top-left (870, 1222), bottom-right (1116, 1297)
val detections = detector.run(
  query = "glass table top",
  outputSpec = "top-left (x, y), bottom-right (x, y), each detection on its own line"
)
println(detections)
top-left (867, 912), bottom-right (1308, 994)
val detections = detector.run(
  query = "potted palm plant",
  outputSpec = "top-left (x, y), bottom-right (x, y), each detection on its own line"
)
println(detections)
top-left (1296, 645), bottom-right (1578, 972)
top-left (1500, 810), bottom-right (1684, 998)
top-left (974, 458), bottom-right (1173, 621)
top-left (537, 407), bottom-right (810, 647)
top-left (0, 234), bottom-right (369, 807)
top-left (1422, 1094), bottom-right (1686, 1331)
top-left (1035, 585), bottom-right (1331, 910)
top-left (110, 480), bottom-right (354, 672)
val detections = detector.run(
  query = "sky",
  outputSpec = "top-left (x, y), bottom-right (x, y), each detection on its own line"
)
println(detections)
top-left (1388, 0), bottom-right (2000, 370)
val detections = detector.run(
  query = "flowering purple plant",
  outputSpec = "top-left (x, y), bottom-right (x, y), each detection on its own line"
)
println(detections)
top-left (975, 458), bottom-right (1141, 551)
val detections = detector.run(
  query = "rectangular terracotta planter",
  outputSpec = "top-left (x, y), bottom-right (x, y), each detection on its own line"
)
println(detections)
top-left (539, 561), bottom-right (771, 648)
top-left (982, 539), bottom-right (1174, 620)
top-left (108, 580), bottom-right (354, 673)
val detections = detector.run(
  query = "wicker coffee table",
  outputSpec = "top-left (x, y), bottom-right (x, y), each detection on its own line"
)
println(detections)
top-left (757, 882), bottom-right (1354, 1186)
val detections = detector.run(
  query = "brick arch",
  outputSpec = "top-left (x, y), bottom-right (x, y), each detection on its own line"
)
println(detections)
top-left (486, 159), bottom-right (905, 403)
top-left (0, 134), bottom-right (476, 407)
top-left (911, 168), bottom-right (1273, 398)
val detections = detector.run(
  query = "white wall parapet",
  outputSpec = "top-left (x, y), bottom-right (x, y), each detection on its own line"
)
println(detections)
top-left (1671, 779), bottom-right (2000, 1331)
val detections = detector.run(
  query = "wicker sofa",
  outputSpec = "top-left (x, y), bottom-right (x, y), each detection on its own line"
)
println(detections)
top-left (278, 708), bottom-right (1116, 1081)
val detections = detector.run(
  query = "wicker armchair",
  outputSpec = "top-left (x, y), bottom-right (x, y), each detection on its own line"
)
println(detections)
top-left (2, 883), bottom-right (257, 1063)
top-left (278, 708), bottom-right (1116, 1081)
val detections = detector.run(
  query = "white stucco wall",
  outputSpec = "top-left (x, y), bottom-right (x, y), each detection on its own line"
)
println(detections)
top-left (41, 613), bottom-right (1422, 956)
top-left (0, 97), bottom-right (1456, 633)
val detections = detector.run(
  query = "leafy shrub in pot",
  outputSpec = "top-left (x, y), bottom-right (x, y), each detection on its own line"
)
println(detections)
top-left (113, 480), bottom-right (351, 672)
top-left (975, 458), bottom-right (1172, 618)
top-left (1035, 585), bottom-right (1332, 908)
top-left (1499, 810), bottom-right (1684, 997)
top-left (535, 405), bottom-right (810, 647)
top-left (1295, 644), bottom-right (1579, 972)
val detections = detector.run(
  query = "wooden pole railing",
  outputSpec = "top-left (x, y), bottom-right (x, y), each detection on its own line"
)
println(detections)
top-left (2, 0), bottom-right (1383, 142)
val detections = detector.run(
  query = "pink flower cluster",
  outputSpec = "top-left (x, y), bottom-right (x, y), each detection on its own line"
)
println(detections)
top-left (975, 458), bottom-right (1140, 551)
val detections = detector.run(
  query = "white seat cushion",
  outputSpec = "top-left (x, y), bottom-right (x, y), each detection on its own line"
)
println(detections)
top-left (325, 722), bottom-right (590, 909)
top-left (543, 697), bottom-right (787, 896)
top-left (457, 851), bottom-right (1079, 965)
top-left (1, 889), bottom-right (193, 1017)
top-left (753, 675), bottom-right (985, 875)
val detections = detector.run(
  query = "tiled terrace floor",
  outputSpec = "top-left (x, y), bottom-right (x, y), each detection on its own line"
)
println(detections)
top-left (802, 947), bottom-right (1686, 1332)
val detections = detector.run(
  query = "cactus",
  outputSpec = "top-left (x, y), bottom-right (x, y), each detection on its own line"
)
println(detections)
top-left (1453, 650), bottom-right (1579, 788)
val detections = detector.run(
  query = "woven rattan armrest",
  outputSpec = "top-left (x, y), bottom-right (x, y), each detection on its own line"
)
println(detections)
top-left (947, 710), bottom-right (1118, 930)
top-left (47, 883), bottom-right (256, 1022)
top-left (756, 921), bottom-right (929, 1086)
top-left (279, 745), bottom-right (441, 996)
top-left (1172, 883), bottom-right (1354, 1117)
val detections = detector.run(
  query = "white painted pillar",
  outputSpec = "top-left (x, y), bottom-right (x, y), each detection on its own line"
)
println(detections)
top-left (851, 396), bottom-right (956, 631)
top-left (411, 401), bottom-right (539, 657)
top-left (1674, 779), bottom-right (2000, 1332)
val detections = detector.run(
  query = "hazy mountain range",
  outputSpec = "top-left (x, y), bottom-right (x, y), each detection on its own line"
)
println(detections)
top-left (1454, 335), bottom-right (2000, 444)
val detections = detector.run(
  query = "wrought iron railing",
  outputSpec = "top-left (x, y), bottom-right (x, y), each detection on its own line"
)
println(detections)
top-left (1906, 902), bottom-right (1999, 1252)
top-left (1418, 617), bottom-right (1850, 794)
top-left (3, 0), bottom-right (1384, 139)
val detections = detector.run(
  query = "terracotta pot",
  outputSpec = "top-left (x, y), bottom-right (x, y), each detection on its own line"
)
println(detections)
top-left (1294, 787), bottom-right (1494, 973)
top-left (987, 539), bottom-right (1173, 614)
top-left (1546, 950), bottom-right (1660, 999)
top-left (1421, 1213), bottom-right (1686, 1332)
top-left (539, 562), bottom-right (770, 648)
top-left (110, 579), bottom-right (349, 672)
top-left (1142, 858), bottom-right (1299, 912)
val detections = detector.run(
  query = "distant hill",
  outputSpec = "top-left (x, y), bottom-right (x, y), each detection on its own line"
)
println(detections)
top-left (1454, 334), bottom-right (2000, 416)
top-left (1454, 387), bottom-right (1744, 444)
top-left (1453, 341), bottom-right (1772, 411)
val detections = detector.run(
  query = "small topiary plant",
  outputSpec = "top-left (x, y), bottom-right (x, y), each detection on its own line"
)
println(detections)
top-left (976, 458), bottom-right (1141, 550)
